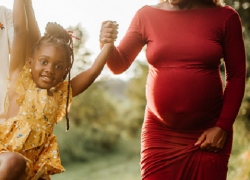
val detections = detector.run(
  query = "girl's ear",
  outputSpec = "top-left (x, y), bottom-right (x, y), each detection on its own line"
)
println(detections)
top-left (28, 57), bottom-right (33, 69)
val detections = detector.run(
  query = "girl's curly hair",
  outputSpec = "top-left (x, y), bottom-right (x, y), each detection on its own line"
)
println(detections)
top-left (31, 22), bottom-right (74, 131)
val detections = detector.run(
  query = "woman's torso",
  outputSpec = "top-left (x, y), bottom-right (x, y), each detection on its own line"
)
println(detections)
top-left (140, 6), bottom-right (235, 130)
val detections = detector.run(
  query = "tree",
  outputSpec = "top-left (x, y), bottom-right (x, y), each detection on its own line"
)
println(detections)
top-left (67, 24), bottom-right (91, 75)
top-left (119, 61), bottom-right (148, 137)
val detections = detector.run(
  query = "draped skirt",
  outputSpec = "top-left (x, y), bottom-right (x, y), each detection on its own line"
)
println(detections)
top-left (141, 108), bottom-right (232, 180)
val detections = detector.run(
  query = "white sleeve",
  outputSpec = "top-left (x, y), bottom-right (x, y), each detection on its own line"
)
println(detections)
top-left (6, 8), bottom-right (13, 53)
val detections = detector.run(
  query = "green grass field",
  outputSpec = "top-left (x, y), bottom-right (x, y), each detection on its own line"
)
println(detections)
top-left (52, 153), bottom-right (141, 180)
top-left (51, 138), bottom-right (141, 180)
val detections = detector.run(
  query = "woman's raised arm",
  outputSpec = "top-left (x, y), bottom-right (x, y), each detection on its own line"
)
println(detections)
top-left (100, 12), bottom-right (146, 74)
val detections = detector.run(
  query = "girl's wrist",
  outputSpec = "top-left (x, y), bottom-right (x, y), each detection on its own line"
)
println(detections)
top-left (100, 43), bottom-right (104, 50)
top-left (25, 1), bottom-right (32, 8)
top-left (104, 43), bottom-right (114, 52)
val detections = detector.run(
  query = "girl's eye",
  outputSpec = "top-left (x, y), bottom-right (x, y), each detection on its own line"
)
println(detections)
top-left (40, 60), bottom-right (48, 65)
top-left (55, 65), bottom-right (62, 70)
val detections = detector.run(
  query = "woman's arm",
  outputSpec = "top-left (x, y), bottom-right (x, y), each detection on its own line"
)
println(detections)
top-left (71, 43), bottom-right (115, 97)
top-left (24, 0), bottom-right (41, 59)
top-left (215, 13), bottom-right (246, 132)
top-left (195, 12), bottom-right (246, 152)
top-left (100, 12), bottom-right (146, 74)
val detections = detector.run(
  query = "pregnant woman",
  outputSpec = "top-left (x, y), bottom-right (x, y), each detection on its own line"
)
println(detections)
top-left (99, 0), bottom-right (246, 179)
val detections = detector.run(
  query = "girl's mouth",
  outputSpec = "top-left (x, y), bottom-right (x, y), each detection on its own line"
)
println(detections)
top-left (41, 76), bottom-right (53, 83)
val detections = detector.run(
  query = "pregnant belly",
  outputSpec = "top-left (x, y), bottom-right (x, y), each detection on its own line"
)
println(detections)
top-left (146, 67), bottom-right (223, 130)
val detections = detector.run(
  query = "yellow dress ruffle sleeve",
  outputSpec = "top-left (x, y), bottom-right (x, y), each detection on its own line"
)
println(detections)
top-left (0, 62), bottom-right (72, 180)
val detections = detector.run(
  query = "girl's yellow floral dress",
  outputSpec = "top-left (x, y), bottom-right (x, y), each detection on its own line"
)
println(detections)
top-left (0, 62), bottom-right (72, 180)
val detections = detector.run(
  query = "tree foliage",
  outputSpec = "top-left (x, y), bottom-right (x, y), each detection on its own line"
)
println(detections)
top-left (67, 24), bottom-right (91, 75)
top-left (121, 61), bottom-right (148, 137)
top-left (54, 82), bottom-right (120, 164)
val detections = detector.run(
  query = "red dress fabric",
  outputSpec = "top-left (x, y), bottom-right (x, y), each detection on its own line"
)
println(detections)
top-left (106, 6), bottom-right (246, 180)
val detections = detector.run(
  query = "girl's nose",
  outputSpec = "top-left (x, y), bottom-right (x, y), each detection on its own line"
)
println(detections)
top-left (45, 64), bottom-right (55, 74)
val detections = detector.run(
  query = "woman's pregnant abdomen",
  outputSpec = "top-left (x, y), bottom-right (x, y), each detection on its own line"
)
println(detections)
top-left (146, 66), bottom-right (223, 130)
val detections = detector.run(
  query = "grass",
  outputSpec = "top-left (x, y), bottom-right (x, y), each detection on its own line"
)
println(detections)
top-left (51, 153), bottom-right (141, 180)
top-left (51, 138), bottom-right (141, 180)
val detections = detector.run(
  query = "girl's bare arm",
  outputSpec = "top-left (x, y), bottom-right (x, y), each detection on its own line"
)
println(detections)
top-left (9, 0), bottom-right (27, 80)
top-left (70, 43), bottom-right (114, 97)
top-left (7, 0), bottom-right (27, 120)
top-left (25, 0), bottom-right (41, 59)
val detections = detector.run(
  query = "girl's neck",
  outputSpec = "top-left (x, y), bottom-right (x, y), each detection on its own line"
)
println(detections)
top-left (47, 90), bottom-right (53, 96)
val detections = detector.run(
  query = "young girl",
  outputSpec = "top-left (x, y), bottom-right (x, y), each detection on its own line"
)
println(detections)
top-left (0, 0), bottom-right (118, 180)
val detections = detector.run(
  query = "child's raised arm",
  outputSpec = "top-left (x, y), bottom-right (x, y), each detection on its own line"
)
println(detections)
top-left (6, 0), bottom-right (27, 120)
top-left (71, 21), bottom-right (118, 97)
top-left (24, 0), bottom-right (41, 59)
top-left (9, 0), bottom-right (27, 80)
top-left (71, 43), bottom-right (115, 97)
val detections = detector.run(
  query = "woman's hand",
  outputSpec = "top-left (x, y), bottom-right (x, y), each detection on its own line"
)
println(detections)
top-left (195, 126), bottom-right (228, 153)
top-left (99, 21), bottom-right (118, 48)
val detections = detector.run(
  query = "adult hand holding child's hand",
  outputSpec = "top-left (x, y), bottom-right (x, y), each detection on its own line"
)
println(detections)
top-left (99, 21), bottom-right (118, 48)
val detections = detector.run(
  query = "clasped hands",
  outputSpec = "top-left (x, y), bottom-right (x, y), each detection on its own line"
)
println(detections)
top-left (195, 126), bottom-right (228, 153)
top-left (99, 20), bottom-right (119, 47)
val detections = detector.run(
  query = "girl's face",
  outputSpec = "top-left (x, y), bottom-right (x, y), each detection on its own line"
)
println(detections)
top-left (29, 43), bottom-right (68, 90)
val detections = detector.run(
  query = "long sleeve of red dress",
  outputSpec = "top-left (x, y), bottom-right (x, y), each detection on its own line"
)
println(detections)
top-left (107, 5), bottom-right (246, 180)
top-left (215, 13), bottom-right (246, 132)
top-left (106, 12), bottom-right (145, 74)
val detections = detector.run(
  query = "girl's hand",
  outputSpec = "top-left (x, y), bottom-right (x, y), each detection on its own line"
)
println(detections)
top-left (195, 126), bottom-right (228, 153)
top-left (99, 21), bottom-right (118, 47)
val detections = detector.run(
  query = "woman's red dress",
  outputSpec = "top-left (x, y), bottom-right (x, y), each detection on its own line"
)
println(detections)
top-left (106, 6), bottom-right (246, 180)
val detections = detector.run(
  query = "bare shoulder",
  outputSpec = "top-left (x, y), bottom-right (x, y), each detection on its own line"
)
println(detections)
top-left (150, 2), bottom-right (166, 9)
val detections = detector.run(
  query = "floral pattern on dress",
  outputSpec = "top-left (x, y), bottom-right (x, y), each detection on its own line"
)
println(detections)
top-left (0, 62), bottom-right (72, 180)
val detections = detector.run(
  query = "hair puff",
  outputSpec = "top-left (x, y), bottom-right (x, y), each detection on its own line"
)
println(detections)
top-left (44, 22), bottom-right (71, 43)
